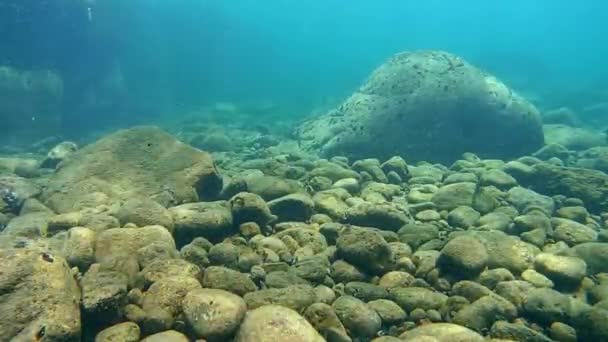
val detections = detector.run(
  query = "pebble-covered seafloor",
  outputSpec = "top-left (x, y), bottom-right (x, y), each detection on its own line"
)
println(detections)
top-left (2, 125), bottom-right (608, 342)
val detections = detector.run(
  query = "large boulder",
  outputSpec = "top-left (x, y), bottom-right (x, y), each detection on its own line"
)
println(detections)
top-left (295, 50), bottom-right (543, 163)
top-left (0, 66), bottom-right (63, 143)
top-left (41, 126), bottom-right (223, 213)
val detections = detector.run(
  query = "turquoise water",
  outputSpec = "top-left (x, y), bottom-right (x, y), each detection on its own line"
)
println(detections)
top-left (1, 0), bottom-right (607, 136)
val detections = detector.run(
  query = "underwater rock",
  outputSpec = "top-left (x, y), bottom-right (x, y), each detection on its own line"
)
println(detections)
top-left (0, 246), bottom-right (81, 341)
top-left (235, 305), bottom-right (325, 342)
top-left (0, 66), bottom-right (63, 142)
top-left (183, 288), bottom-right (247, 341)
top-left (336, 227), bottom-right (393, 274)
top-left (202, 266), bottom-right (257, 296)
top-left (332, 295), bottom-right (382, 339)
top-left (41, 126), bottom-right (223, 213)
top-left (95, 322), bottom-right (141, 342)
top-left (437, 235), bottom-right (488, 278)
top-left (117, 197), bottom-right (174, 232)
top-left (543, 124), bottom-right (606, 150)
top-left (170, 201), bottom-right (234, 244)
top-left (295, 50), bottom-right (543, 163)
top-left (243, 285), bottom-right (317, 311)
top-left (514, 162), bottom-right (608, 213)
top-left (398, 322), bottom-right (484, 341)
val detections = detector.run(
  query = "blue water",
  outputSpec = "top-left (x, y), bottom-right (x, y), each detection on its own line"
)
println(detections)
top-left (1, 0), bottom-right (607, 134)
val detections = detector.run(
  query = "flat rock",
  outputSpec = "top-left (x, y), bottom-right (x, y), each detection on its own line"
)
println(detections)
top-left (41, 126), bottom-right (223, 213)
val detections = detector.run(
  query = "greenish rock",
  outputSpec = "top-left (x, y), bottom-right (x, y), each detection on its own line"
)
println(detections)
top-left (265, 270), bottom-right (309, 288)
top-left (244, 174), bottom-right (305, 201)
top-left (95, 322), bottom-right (141, 342)
top-left (399, 323), bottom-right (484, 341)
top-left (202, 266), bottom-right (257, 296)
top-left (494, 280), bottom-right (536, 311)
top-left (415, 209), bottom-right (441, 221)
top-left (268, 193), bottom-right (314, 222)
top-left (480, 169), bottom-right (517, 189)
top-left (183, 288), bottom-right (247, 341)
top-left (180, 244), bottom-right (210, 270)
top-left (490, 321), bottom-right (553, 342)
top-left (140, 330), bottom-right (189, 342)
top-left (534, 253), bottom-right (586, 288)
top-left (310, 163), bottom-right (361, 182)
top-left (81, 265), bottom-right (128, 322)
top-left (136, 258), bottom-right (201, 289)
top-left (368, 299), bottom-right (407, 325)
top-left (343, 202), bottom-right (409, 231)
top-left (572, 307), bottom-right (608, 341)
top-left (431, 182), bottom-right (477, 210)
top-left (444, 172), bottom-right (478, 185)
top-left (303, 303), bottom-right (350, 342)
top-left (477, 212), bottom-right (512, 231)
top-left (344, 281), bottom-right (389, 301)
top-left (452, 295), bottom-right (517, 333)
top-left (516, 163), bottom-right (608, 213)
top-left (235, 305), bottom-right (325, 342)
top-left (447, 206), bottom-right (480, 228)
top-left (522, 269), bottom-right (555, 288)
top-left (511, 213), bottom-right (552, 234)
top-left (556, 206), bottom-right (589, 223)
top-left (562, 242), bottom-right (608, 274)
top-left (507, 186), bottom-right (555, 215)
top-left (398, 223), bottom-right (439, 249)
top-left (544, 124), bottom-right (605, 150)
top-left (208, 242), bottom-right (240, 268)
top-left (472, 186), bottom-right (502, 214)
top-left (549, 322), bottom-right (577, 342)
top-left (451, 281), bottom-right (493, 302)
top-left (353, 158), bottom-right (388, 183)
top-left (313, 189), bottom-right (350, 220)
top-left (190, 132), bottom-right (233, 152)
top-left (336, 227), bottom-right (393, 274)
top-left (438, 235), bottom-right (488, 278)
top-left (552, 218), bottom-right (598, 245)
top-left (243, 285), bottom-right (316, 311)
top-left (330, 260), bottom-right (368, 283)
top-left (230, 192), bottom-right (276, 226)
top-left (532, 142), bottom-right (571, 160)
top-left (523, 288), bottom-right (573, 324)
top-left (116, 197), bottom-right (174, 232)
top-left (141, 275), bottom-right (201, 318)
top-left (472, 231), bottom-right (540, 274)
top-left (170, 201), bottom-right (233, 244)
top-left (389, 287), bottom-right (448, 312)
top-left (275, 227), bottom-right (328, 255)
top-left (293, 255), bottom-right (330, 283)
top-left (521, 228), bottom-right (548, 247)
top-left (378, 271), bottom-right (414, 289)
top-left (381, 156), bottom-right (409, 180)
top-left (333, 295), bottom-right (382, 339)
top-left (478, 268), bottom-right (515, 290)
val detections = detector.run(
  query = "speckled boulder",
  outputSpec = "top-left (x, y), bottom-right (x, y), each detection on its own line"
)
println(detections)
top-left (235, 305), bottom-right (325, 342)
top-left (41, 126), bottom-right (223, 213)
top-left (295, 50), bottom-right (542, 163)
top-left (0, 246), bottom-right (81, 341)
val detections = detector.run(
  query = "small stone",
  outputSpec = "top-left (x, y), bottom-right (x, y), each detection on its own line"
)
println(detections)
top-left (95, 322), bottom-right (140, 342)
top-left (333, 295), bottom-right (382, 339)
top-left (550, 322), bottom-right (577, 342)
top-left (235, 305), bottom-right (324, 342)
top-left (522, 269), bottom-right (554, 288)
top-left (368, 299), bottom-right (407, 324)
top-left (437, 235), bottom-right (488, 278)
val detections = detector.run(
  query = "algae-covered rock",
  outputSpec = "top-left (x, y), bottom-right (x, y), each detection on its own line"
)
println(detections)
top-left (0, 246), bottom-right (81, 341)
top-left (432, 182), bottom-right (477, 210)
top-left (41, 126), bottom-right (223, 213)
top-left (202, 266), bottom-right (257, 296)
top-left (117, 197), bottom-right (174, 232)
top-left (515, 162), bottom-right (608, 213)
top-left (399, 323), bottom-right (484, 341)
top-left (333, 295), bottom-right (382, 339)
top-left (95, 322), bottom-right (141, 342)
top-left (452, 295), bottom-right (517, 333)
top-left (183, 288), bottom-right (247, 341)
top-left (243, 284), bottom-right (316, 311)
top-left (170, 201), bottom-right (233, 244)
top-left (303, 303), bottom-right (350, 341)
top-left (437, 235), bottom-right (488, 278)
top-left (336, 227), bottom-right (393, 274)
top-left (235, 305), bottom-right (325, 342)
top-left (295, 50), bottom-right (542, 163)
